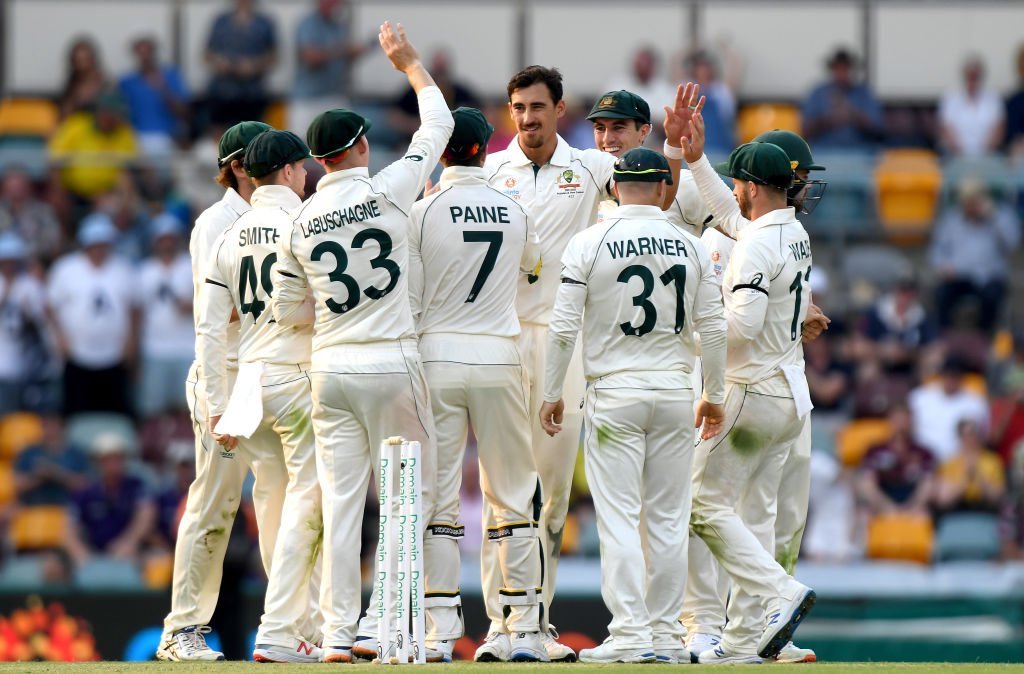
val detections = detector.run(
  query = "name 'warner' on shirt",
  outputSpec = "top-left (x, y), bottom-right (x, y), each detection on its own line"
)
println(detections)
top-left (606, 236), bottom-right (689, 260)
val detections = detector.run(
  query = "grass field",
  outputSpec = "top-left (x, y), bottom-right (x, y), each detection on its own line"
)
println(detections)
top-left (2, 664), bottom-right (1024, 673)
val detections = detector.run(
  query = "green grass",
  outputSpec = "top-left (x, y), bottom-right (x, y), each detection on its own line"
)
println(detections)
top-left (1, 664), bottom-right (1024, 673)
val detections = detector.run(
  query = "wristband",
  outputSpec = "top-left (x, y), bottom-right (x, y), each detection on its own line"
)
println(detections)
top-left (663, 141), bottom-right (683, 160)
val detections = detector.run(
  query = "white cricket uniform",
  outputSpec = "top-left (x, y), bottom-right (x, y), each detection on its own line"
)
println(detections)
top-left (682, 158), bottom-right (814, 645)
top-left (408, 164), bottom-right (542, 633)
top-left (687, 155), bottom-right (813, 655)
top-left (482, 134), bottom-right (614, 629)
top-left (597, 169), bottom-right (713, 238)
top-left (544, 203), bottom-right (726, 650)
top-left (197, 184), bottom-right (320, 650)
top-left (273, 85), bottom-right (454, 647)
top-left (164, 187), bottom-right (285, 639)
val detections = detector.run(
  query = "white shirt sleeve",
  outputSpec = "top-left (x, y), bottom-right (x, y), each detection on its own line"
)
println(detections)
top-left (195, 242), bottom-right (234, 418)
top-left (725, 240), bottom-right (770, 347)
top-left (689, 153), bottom-right (749, 239)
top-left (272, 225), bottom-right (312, 328)
top-left (407, 204), bottom-right (425, 325)
top-left (543, 235), bottom-right (589, 402)
top-left (691, 243), bottom-right (727, 404)
top-left (371, 86), bottom-right (455, 214)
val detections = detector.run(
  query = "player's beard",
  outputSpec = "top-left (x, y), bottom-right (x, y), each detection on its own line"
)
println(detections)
top-left (519, 125), bottom-right (548, 149)
top-left (736, 183), bottom-right (753, 219)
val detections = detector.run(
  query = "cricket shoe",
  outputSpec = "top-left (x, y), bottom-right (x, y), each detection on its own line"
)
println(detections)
top-left (654, 646), bottom-right (693, 664)
top-left (699, 644), bottom-right (763, 665)
top-left (425, 640), bottom-right (453, 663)
top-left (474, 631), bottom-right (511, 662)
top-left (773, 642), bottom-right (817, 663)
top-left (542, 624), bottom-right (577, 662)
top-left (758, 583), bottom-right (817, 659)
top-left (253, 640), bottom-right (322, 663)
top-left (579, 638), bottom-right (656, 664)
top-left (322, 646), bottom-right (353, 663)
top-left (509, 631), bottom-right (550, 662)
top-left (686, 633), bottom-right (721, 663)
top-left (352, 635), bottom-right (378, 660)
top-left (155, 625), bottom-right (224, 661)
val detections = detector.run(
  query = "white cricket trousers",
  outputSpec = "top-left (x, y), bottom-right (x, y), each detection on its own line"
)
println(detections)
top-left (254, 363), bottom-right (323, 649)
top-left (584, 375), bottom-right (693, 649)
top-left (683, 416), bottom-right (812, 637)
top-left (481, 321), bottom-right (584, 631)
top-left (690, 376), bottom-right (808, 654)
top-left (421, 333), bottom-right (542, 634)
top-left (310, 340), bottom-right (455, 646)
top-left (164, 363), bottom-right (286, 637)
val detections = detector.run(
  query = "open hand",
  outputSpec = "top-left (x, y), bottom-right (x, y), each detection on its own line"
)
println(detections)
top-left (694, 399), bottom-right (725, 440)
top-left (663, 82), bottom-right (704, 150)
top-left (378, 21), bottom-right (421, 74)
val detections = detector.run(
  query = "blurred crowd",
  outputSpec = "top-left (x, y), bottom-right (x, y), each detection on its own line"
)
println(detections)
top-left (0, 0), bottom-right (1022, 593)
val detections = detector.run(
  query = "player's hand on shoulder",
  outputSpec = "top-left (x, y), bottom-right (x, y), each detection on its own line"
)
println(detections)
top-left (378, 21), bottom-right (421, 74)
top-left (801, 302), bottom-right (831, 343)
top-left (694, 398), bottom-right (726, 441)
top-left (539, 399), bottom-right (565, 437)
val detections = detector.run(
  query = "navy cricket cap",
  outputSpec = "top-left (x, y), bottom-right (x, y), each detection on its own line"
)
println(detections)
top-left (218, 121), bottom-right (273, 167)
top-left (613, 147), bottom-right (673, 185)
top-left (306, 109), bottom-right (373, 159)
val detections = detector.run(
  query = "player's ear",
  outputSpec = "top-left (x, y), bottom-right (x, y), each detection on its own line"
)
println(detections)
top-left (555, 99), bottom-right (566, 119)
top-left (654, 180), bottom-right (666, 203)
top-left (639, 123), bottom-right (652, 143)
top-left (230, 158), bottom-right (247, 182)
top-left (611, 182), bottom-right (620, 202)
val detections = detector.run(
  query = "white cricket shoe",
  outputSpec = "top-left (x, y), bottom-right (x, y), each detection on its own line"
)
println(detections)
top-left (322, 646), bottom-right (353, 663)
top-left (758, 583), bottom-right (816, 659)
top-left (686, 633), bottom-right (721, 663)
top-left (773, 641), bottom-right (817, 663)
top-left (253, 640), bottom-right (322, 663)
top-left (579, 638), bottom-right (656, 664)
top-left (542, 624), bottom-right (577, 662)
top-left (509, 631), bottom-right (550, 662)
top-left (474, 631), bottom-right (511, 662)
top-left (425, 639), bottom-right (453, 663)
top-left (654, 646), bottom-right (693, 664)
top-left (352, 635), bottom-right (378, 660)
top-left (155, 625), bottom-right (224, 661)
top-left (698, 644), bottom-right (763, 665)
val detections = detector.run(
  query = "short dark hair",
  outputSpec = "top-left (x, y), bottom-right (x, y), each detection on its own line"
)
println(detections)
top-left (507, 65), bottom-right (563, 104)
top-left (445, 148), bottom-right (487, 168)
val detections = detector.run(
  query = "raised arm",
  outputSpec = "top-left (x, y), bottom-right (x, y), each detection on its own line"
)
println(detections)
top-left (680, 100), bottom-right (748, 239)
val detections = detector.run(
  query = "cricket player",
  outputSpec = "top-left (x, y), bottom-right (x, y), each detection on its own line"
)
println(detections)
top-left (679, 121), bottom-right (817, 663)
top-left (272, 22), bottom-right (454, 664)
top-left (539, 147), bottom-right (727, 664)
top-left (158, 121), bottom-right (276, 662)
top-left (196, 129), bottom-right (322, 663)
top-left (588, 89), bottom-right (713, 237)
top-left (682, 128), bottom-right (827, 665)
top-left (407, 106), bottom-right (547, 662)
top-left (478, 68), bottom-right (694, 662)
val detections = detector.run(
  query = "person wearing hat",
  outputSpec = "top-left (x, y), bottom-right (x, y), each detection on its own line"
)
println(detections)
top-left (0, 232), bottom-right (48, 414)
top-left (678, 112), bottom-right (818, 664)
top-left (407, 107), bottom-right (545, 662)
top-left (195, 128), bottom-right (322, 662)
top-left (588, 89), bottom-right (713, 238)
top-left (272, 21), bottom-right (454, 664)
top-left (157, 119), bottom-right (272, 663)
top-left (538, 147), bottom-right (727, 664)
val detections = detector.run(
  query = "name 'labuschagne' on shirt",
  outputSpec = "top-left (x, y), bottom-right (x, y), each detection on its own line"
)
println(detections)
top-left (449, 205), bottom-right (511, 224)
top-left (789, 239), bottom-right (811, 261)
top-left (300, 199), bottom-right (382, 238)
top-left (606, 237), bottom-right (689, 260)
top-left (238, 226), bottom-right (279, 246)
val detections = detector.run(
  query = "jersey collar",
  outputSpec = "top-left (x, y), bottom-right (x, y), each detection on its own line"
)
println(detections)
top-left (317, 166), bottom-right (370, 191)
top-left (738, 207), bottom-right (797, 239)
top-left (250, 184), bottom-right (302, 210)
top-left (608, 204), bottom-right (668, 220)
top-left (439, 165), bottom-right (487, 187)
top-left (505, 133), bottom-right (573, 168)
top-left (222, 187), bottom-right (251, 216)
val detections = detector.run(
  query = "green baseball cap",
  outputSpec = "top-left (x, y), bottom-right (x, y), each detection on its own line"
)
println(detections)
top-left (586, 90), bottom-right (651, 124)
top-left (243, 130), bottom-right (311, 179)
top-left (752, 129), bottom-right (825, 171)
top-left (613, 147), bottom-right (673, 185)
top-left (715, 142), bottom-right (793, 190)
top-left (307, 109), bottom-right (373, 159)
top-left (218, 121), bottom-right (273, 167)
top-left (445, 107), bottom-right (494, 160)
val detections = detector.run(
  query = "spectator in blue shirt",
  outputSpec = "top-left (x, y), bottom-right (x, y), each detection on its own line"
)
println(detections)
top-left (13, 414), bottom-right (90, 506)
top-left (801, 48), bottom-right (885, 150)
top-left (118, 36), bottom-right (189, 158)
top-left (204, 0), bottom-right (278, 127)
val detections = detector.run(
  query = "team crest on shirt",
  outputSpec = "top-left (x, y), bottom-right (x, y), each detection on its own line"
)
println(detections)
top-left (502, 176), bottom-right (521, 200)
top-left (711, 251), bottom-right (721, 262)
top-left (505, 177), bottom-right (517, 189)
top-left (557, 170), bottom-right (584, 196)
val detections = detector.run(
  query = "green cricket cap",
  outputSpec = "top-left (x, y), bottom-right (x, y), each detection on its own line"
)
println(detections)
top-left (306, 109), bottom-right (372, 159)
top-left (218, 121), bottom-right (273, 167)
top-left (445, 107), bottom-right (493, 159)
top-left (752, 129), bottom-right (825, 171)
top-left (243, 130), bottom-right (311, 179)
top-left (715, 142), bottom-right (794, 190)
top-left (613, 147), bottom-right (672, 185)
top-left (586, 90), bottom-right (651, 124)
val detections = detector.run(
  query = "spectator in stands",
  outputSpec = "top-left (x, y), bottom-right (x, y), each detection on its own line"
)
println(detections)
top-left (991, 335), bottom-right (1024, 462)
top-left (935, 419), bottom-right (1006, 514)
top-left (389, 48), bottom-right (480, 140)
top-left (153, 439), bottom-right (193, 550)
top-left (929, 177), bottom-right (1020, 333)
top-left (48, 92), bottom-right (137, 210)
top-left (805, 335), bottom-right (851, 415)
top-left (860, 276), bottom-right (937, 375)
top-left (59, 37), bottom-right (110, 119)
top-left (136, 214), bottom-right (193, 419)
top-left (65, 433), bottom-right (155, 566)
top-left (117, 36), bottom-right (189, 158)
top-left (683, 48), bottom-right (736, 159)
top-left (605, 46), bottom-right (678, 125)
top-left (908, 357), bottom-right (989, 463)
top-left (290, 0), bottom-right (369, 135)
top-left (204, 0), bottom-right (278, 127)
top-left (938, 55), bottom-right (1004, 158)
top-left (0, 168), bottom-right (64, 266)
top-left (857, 403), bottom-right (936, 516)
top-left (1005, 44), bottom-right (1024, 161)
top-left (801, 47), bottom-right (884, 150)
top-left (46, 215), bottom-right (137, 417)
top-left (13, 414), bottom-right (90, 506)
top-left (0, 234), bottom-right (49, 414)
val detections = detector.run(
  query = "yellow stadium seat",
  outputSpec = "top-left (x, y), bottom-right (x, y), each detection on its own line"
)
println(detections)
top-left (0, 98), bottom-right (59, 137)
top-left (874, 148), bottom-right (942, 240)
top-left (264, 100), bottom-right (286, 131)
top-left (737, 103), bottom-right (801, 143)
top-left (10, 506), bottom-right (67, 551)
top-left (837, 418), bottom-right (893, 467)
top-left (865, 512), bottom-right (934, 564)
top-left (0, 463), bottom-right (14, 506)
top-left (0, 412), bottom-right (43, 461)
top-left (143, 554), bottom-right (174, 589)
